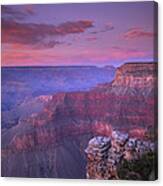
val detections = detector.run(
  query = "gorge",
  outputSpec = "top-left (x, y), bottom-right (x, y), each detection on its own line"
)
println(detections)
top-left (1, 62), bottom-right (157, 179)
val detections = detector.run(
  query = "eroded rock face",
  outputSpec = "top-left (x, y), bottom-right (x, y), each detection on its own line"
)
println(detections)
top-left (96, 62), bottom-right (157, 96)
top-left (85, 131), bottom-right (155, 180)
top-left (113, 63), bottom-right (157, 87)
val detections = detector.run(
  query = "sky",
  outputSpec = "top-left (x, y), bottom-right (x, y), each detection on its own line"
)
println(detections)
top-left (1, 1), bottom-right (157, 66)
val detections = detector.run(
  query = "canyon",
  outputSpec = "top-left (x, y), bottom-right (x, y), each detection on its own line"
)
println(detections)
top-left (1, 62), bottom-right (157, 179)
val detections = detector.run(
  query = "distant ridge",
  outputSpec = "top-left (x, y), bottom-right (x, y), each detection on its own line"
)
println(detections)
top-left (1, 65), bottom-right (100, 68)
top-left (2, 62), bottom-right (156, 68)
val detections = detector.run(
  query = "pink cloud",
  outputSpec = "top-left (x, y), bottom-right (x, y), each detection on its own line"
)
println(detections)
top-left (123, 27), bottom-right (154, 39)
top-left (109, 46), bottom-right (147, 60)
top-left (77, 47), bottom-right (147, 63)
top-left (2, 43), bottom-right (149, 66)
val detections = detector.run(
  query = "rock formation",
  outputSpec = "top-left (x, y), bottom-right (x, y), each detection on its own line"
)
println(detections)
top-left (85, 131), bottom-right (155, 180)
top-left (95, 62), bottom-right (157, 96)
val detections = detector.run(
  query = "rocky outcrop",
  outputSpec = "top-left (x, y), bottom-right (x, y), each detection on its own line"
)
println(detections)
top-left (113, 63), bottom-right (157, 87)
top-left (96, 62), bottom-right (157, 96)
top-left (85, 131), bottom-right (155, 180)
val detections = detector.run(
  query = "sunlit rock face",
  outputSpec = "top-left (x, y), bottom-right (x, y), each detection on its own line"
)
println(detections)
top-left (113, 63), bottom-right (157, 87)
top-left (96, 62), bottom-right (157, 97)
top-left (1, 62), bottom-right (157, 178)
top-left (85, 131), bottom-right (155, 180)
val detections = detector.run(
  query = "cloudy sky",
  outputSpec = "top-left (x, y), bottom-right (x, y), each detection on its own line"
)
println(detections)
top-left (1, 1), bottom-right (157, 66)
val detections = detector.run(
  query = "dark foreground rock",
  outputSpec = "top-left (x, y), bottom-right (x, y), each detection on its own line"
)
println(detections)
top-left (85, 131), bottom-right (157, 180)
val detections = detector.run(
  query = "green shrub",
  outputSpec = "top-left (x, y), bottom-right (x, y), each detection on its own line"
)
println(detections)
top-left (117, 152), bottom-right (157, 180)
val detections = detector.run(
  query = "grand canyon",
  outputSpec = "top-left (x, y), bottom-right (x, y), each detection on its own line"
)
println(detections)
top-left (1, 2), bottom-right (158, 180)
top-left (1, 62), bottom-right (157, 179)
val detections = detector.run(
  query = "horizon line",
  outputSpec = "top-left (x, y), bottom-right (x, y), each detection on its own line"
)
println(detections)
top-left (1, 61), bottom-right (156, 68)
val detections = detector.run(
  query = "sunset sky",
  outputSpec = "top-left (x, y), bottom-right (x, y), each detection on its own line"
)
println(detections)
top-left (1, 1), bottom-right (157, 66)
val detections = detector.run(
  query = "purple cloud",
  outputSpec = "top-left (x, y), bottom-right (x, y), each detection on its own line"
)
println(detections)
top-left (2, 18), bottom-right (94, 49)
top-left (1, 5), bottom-right (34, 20)
top-left (90, 22), bottom-right (114, 34)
